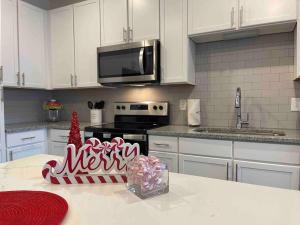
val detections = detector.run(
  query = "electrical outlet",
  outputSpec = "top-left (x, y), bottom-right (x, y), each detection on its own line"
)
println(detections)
top-left (291, 98), bottom-right (300, 111)
top-left (179, 99), bottom-right (187, 111)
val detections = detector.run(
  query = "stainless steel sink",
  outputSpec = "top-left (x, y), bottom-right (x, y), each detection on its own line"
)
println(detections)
top-left (192, 128), bottom-right (285, 136)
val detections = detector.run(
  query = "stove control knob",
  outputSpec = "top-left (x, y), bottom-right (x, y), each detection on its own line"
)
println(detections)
top-left (153, 105), bottom-right (158, 110)
top-left (116, 105), bottom-right (121, 110)
top-left (122, 106), bottom-right (126, 110)
top-left (159, 106), bottom-right (164, 110)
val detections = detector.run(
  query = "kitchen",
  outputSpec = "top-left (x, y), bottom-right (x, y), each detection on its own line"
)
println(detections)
top-left (1, 0), bottom-right (300, 224)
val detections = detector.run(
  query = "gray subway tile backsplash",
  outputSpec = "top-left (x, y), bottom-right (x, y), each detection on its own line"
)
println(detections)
top-left (4, 32), bottom-right (300, 129)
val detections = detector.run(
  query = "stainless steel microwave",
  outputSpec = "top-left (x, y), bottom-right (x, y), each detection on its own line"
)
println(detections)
top-left (97, 39), bottom-right (160, 86)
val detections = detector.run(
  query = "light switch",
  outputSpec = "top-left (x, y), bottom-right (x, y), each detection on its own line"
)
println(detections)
top-left (179, 99), bottom-right (187, 111)
top-left (291, 98), bottom-right (300, 111)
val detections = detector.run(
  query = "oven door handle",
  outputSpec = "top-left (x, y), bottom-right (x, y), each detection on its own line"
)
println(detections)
top-left (139, 47), bottom-right (145, 75)
top-left (123, 134), bottom-right (146, 141)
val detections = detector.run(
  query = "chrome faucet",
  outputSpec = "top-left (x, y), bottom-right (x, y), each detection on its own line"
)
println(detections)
top-left (235, 87), bottom-right (249, 129)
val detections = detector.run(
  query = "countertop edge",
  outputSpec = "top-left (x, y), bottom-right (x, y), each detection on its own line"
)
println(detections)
top-left (148, 129), bottom-right (300, 145)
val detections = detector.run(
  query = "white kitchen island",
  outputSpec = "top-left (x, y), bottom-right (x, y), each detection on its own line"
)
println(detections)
top-left (1, 155), bottom-right (300, 225)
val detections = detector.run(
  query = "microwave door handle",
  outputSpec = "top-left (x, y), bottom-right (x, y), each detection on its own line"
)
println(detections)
top-left (139, 47), bottom-right (145, 75)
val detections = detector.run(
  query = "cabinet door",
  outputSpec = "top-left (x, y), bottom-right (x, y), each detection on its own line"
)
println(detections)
top-left (74, 0), bottom-right (101, 88)
top-left (128, 0), bottom-right (159, 41)
top-left (48, 141), bottom-right (67, 156)
top-left (8, 142), bottom-right (46, 161)
top-left (188, 0), bottom-right (237, 35)
top-left (100, 0), bottom-right (128, 46)
top-left (239, 0), bottom-right (296, 28)
top-left (18, 1), bottom-right (46, 88)
top-left (235, 160), bottom-right (300, 190)
top-left (1, 0), bottom-right (19, 87)
top-left (160, 0), bottom-right (195, 84)
top-left (50, 6), bottom-right (74, 88)
top-left (179, 154), bottom-right (232, 180)
top-left (149, 151), bottom-right (178, 173)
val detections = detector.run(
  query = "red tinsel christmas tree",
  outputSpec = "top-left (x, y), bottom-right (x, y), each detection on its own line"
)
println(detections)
top-left (68, 112), bottom-right (82, 153)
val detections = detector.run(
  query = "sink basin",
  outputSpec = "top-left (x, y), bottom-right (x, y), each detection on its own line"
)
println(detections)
top-left (192, 128), bottom-right (285, 136)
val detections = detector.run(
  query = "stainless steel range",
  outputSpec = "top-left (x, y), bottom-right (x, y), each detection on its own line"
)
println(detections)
top-left (84, 102), bottom-right (169, 155)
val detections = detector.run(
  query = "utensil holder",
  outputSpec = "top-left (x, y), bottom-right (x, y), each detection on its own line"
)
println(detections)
top-left (90, 109), bottom-right (102, 125)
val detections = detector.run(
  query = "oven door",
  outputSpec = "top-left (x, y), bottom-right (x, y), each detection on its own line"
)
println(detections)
top-left (97, 40), bottom-right (159, 85)
top-left (85, 132), bottom-right (148, 156)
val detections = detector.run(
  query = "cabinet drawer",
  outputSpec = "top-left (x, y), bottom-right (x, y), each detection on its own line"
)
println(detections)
top-left (149, 151), bottom-right (178, 173)
top-left (235, 160), bottom-right (300, 190)
top-left (179, 154), bottom-right (232, 180)
top-left (179, 138), bottom-right (232, 158)
top-left (8, 142), bottom-right (46, 161)
top-left (234, 142), bottom-right (300, 165)
top-left (48, 129), bottom-right (84, 143)
top-left (48, 141), bottom-right (67, 156)
top-left (149, 135), bottom-right (178, 153)
top-left (6, 129), bottom-right (46, 148)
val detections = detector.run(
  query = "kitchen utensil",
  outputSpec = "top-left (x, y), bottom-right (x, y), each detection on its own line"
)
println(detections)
top-left (88, 101), bottom-right (94, 109)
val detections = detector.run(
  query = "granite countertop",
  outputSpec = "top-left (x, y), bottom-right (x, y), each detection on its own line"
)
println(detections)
top-left (148, 125), bottom-right (300, 145)
top-left (5, 121), bottom-right (92, 133)
top-left (1, 155), bottom-right (300, 225)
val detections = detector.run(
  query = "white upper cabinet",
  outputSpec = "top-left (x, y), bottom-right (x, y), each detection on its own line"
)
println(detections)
top-left (128, 0), bottom-right (160, 42)
top-left (100, 0), bottom-right (128, 46)
top-left (74, 0), bottom-right (101, 87)
top-left (160, 0), bottom-right (195, 84)
top-left (188, 0), bottom-right (237, 35)
top-left (18, 1), bottom-right (47, 88)
top-left (1, 0), bottom-right (19, 87)
top-left (100, 0), bottom-right (160, 46)
top-left (239, 0), bottom-right (296, 28)
top-left (50, 6), bottom-right (75, 89)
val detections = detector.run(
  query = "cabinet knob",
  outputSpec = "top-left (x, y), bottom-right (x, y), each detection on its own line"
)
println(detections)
top-left (70, 74), bottom-right (74, 87)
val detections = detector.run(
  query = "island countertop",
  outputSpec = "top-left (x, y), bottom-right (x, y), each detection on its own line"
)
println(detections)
top-left (148, 125), bottom-right (300, 145)
top-left (1, 155), bottom-right (300, 225)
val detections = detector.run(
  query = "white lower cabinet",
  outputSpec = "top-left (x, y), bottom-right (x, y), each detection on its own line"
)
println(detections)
top-left (149, 151), bottom-right (178, 173)
top-left (235, 160), bottom-right (300, 190)
top-left (48, 141), bottom-right (67, 156)
top-left (48, 129), bottom-right (84, 156)
top-left (6, 129), bottom-right (47, 161)
top-left (8, 142), bottom-right (45, 161)
top-left (179, 154), bottom-right (232, 180)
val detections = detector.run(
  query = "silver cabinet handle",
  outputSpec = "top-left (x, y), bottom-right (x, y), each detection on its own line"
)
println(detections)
top-left (239, 6), bottom-right (244, 26)
top-left (139, 47), bottom-right (145, 75)
top-left (0, 66), bottom-right (3, 84)
top-left (70, 74), bottom-right (74, 87)
top-left (235, 163), bottom-right (239, 182)
top-left (21, 136), bottom-right (36, 141)
top-left (17, 72), bottom-right (21, 86)
top-left (153, 143), bottom-right (170, 148)
top-left (59, 135), bottom-right (69, 138)
top-left (123, 27), bottom-right (128, 42)
top-left (231, 7), bottom-right (235, 28)
top-left (226, 162), bottom-right (229, 180)
top-left (74, 74), bottom-right (78, 87)
top-left (9, 151), bottom-right (13, 161)
top-left (22, 73), bottom-right (25, 86)
top-left (128, 27), bottom-right (133, 42)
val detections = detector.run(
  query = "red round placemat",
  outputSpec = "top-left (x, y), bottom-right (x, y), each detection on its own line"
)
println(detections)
top-left (0, 191), bottom-right (68, 225)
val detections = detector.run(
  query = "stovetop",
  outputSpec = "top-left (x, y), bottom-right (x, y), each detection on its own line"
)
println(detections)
top-left (85, 122), bottom-right (165, 134)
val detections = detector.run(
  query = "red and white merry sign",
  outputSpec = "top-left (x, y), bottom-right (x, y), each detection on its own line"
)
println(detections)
top-left (42, 138), bottom-right (140, 184)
